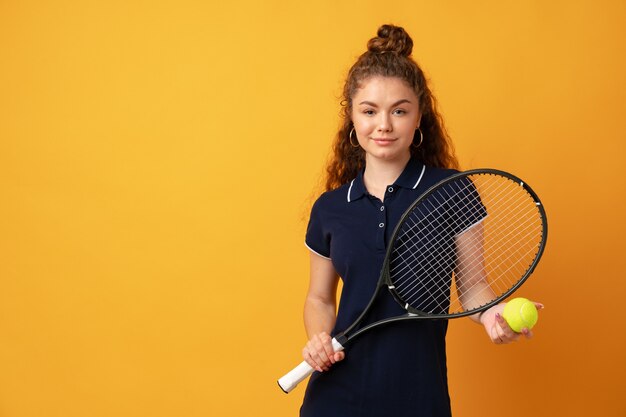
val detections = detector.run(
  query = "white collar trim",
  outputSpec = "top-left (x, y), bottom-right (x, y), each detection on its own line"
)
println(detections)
top-left (412, 165), bottom-right (426, 189)
top-left (347, 179), bottom-right (355, 202)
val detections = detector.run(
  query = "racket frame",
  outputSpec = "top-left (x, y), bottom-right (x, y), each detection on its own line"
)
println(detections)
top-left (334, 169), bottom-right (547, 347)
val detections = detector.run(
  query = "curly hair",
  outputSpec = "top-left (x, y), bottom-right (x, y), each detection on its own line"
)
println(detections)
top-left (324, 24), bottom-right (459, 192)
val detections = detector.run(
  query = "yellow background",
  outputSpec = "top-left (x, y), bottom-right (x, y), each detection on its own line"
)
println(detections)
top-left (1, 1), bottom-right (625, 416)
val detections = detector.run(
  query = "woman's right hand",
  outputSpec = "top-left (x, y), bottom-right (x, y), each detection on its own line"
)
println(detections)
top-left (302, 331), bottom-right (345, 372)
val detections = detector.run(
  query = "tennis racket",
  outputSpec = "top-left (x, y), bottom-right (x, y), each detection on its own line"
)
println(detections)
top-left (278, 169), bottom-right (548, 393)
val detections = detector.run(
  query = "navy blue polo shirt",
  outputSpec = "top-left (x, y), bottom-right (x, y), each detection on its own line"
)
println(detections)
top-left (301, 158), bottom-right (458, 417)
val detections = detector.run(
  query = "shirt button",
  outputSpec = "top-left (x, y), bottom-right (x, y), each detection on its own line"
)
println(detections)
top-left (380, 206), bottom-right (385, 211)
top-left (388, 186), bottom-right (394, 193)
top-left (379, 223), bottom-right (385, 228)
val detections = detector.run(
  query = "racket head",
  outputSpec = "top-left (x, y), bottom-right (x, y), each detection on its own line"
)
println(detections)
top-left (382, 169), bottom-right (547, 318)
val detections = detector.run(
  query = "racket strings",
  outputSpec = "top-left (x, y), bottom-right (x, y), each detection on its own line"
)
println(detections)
top-left (400, 185), bottom-right (541, 313)
top-left (389, 178), bottom-right (498, 311)
top-left (399, 188), bottom-right (541, 313)
top-left (399, 189), bottom-right (541, 308)
top-left (391, 176), bottom-right (504, 281)
top-left (392, 179), bottom-right (502, 312)
top-left (388, 174), bottom-right (544, 315)
top-left (390, 180), bottom-right (491, 279)
top-left (406, 220), bottom-right (541, 315)
top-left (391, 177), bottom-right (494, 255)
top-left (391, 175), bottom-right (503, 262)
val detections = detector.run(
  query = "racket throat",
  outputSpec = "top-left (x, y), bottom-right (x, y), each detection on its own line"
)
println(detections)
top-left (387, 283), bottom-right (427, 316)
top-left (405, 305), bottom-right (427, 316)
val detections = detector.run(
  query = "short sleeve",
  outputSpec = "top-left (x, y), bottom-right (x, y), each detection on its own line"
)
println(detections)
top-left (449, 177), bottom-right (487, 236)
top-left (305, 198), bottom-right (332, 259)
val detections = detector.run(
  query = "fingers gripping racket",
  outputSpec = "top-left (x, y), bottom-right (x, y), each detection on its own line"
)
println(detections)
top-left (278, 169), bottom-right (548, 393)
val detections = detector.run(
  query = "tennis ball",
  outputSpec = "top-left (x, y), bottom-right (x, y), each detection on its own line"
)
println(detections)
top-left (502, 297), bottom-right (538, 333)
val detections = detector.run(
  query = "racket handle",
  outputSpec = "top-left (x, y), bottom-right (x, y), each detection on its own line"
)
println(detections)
top-left (277, 337), bottom-right (344, 393)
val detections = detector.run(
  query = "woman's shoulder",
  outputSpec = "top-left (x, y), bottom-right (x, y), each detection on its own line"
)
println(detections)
top-left (314, 182), bottom-right (351, 204)
top-left (426, 164), bottom-right (460, 175)
top-left (422, 165), bottom-right (461, 186)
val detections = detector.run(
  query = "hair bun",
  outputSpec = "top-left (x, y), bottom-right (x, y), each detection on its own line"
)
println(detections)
top-left (367, 24), bottom-right (413, 57)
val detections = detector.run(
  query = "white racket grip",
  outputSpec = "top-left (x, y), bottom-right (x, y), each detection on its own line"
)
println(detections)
top-left (277, 337), bottom-right (344, 393)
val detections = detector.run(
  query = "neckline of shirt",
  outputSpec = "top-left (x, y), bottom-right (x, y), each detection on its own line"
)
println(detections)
top-left (347, 158), bottom-right (427, 203)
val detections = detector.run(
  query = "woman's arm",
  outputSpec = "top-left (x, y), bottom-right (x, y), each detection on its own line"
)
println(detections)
top-left (302, 252), bottom-right (345, 372)
top-left (454, 222), bottom-right (493, 316)
top-left (454, 223), bottom-right (542, 344)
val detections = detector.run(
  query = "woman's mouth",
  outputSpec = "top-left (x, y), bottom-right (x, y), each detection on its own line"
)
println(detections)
top-left (371, 138), bottom-right (396, 146)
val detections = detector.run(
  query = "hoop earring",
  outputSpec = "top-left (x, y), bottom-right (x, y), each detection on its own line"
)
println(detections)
top-left (349, 128), bottom-right (360, 148)
top-left (413, 128), bottom-right (423, 148)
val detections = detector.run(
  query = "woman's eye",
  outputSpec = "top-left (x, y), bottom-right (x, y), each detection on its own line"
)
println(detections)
top-left (393, 109), bottom-right (407, 115)
top-left (364, 110), bottom-right (375, 116)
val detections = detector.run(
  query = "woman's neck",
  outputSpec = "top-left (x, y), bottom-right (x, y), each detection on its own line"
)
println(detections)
top-left (363, 154), bottom-right (411, 201)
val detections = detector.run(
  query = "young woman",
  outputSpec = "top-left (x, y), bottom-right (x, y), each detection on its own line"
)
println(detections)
top-left (299, 25), bottom-right (541, 417)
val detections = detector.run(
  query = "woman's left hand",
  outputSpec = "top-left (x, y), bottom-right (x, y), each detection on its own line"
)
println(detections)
top-left (479, 302), bottom-right (544, 344)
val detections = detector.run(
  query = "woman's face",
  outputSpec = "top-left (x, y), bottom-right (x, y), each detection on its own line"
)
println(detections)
top-left (351, 76), bottom-right (421, 164)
